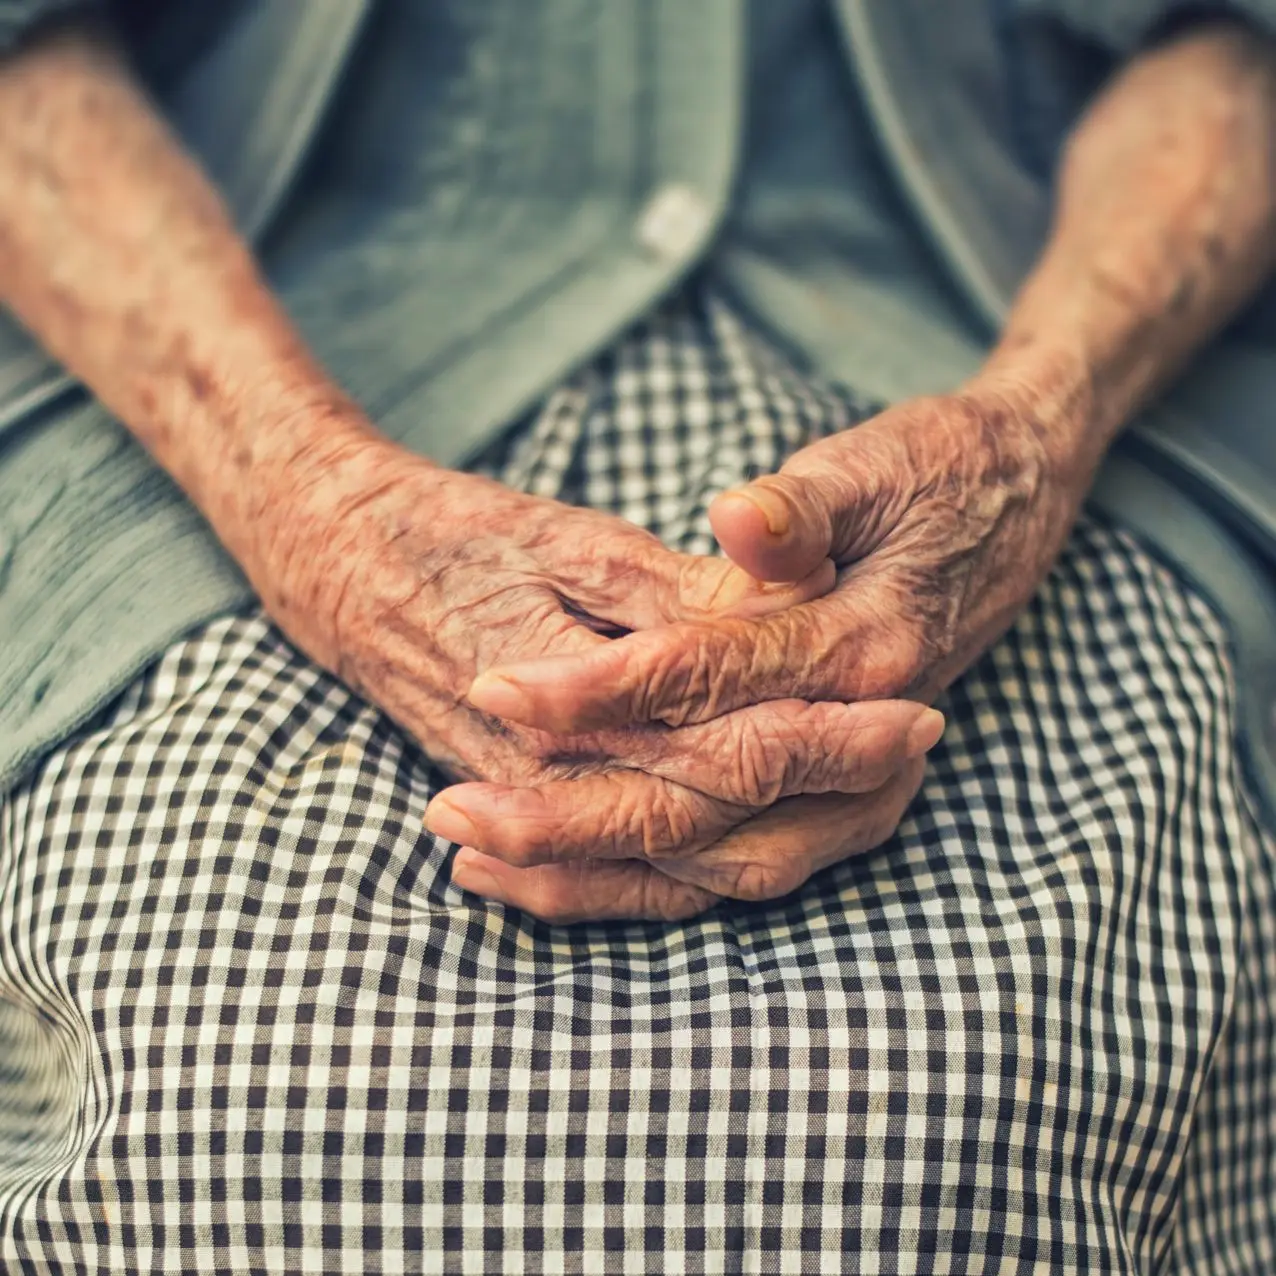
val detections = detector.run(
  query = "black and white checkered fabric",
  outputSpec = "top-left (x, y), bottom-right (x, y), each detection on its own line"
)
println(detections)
top-left (1, 290), bottom-right (1274, 1273)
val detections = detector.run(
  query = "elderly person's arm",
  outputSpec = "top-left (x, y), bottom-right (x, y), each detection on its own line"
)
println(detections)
top-left (0, 23), bottom-right (945, 921)
top-left (449, 19), bottom-right (1276, 913)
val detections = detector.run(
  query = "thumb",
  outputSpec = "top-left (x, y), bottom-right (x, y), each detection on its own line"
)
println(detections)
top-left (709, 471), bottom-right (840, 583)
top-left (569, 536), bottom-right (836, 633)
top-left (710, 423), bottom-right (905, 582)
top-left (664, 551), bottom-right (836, 622)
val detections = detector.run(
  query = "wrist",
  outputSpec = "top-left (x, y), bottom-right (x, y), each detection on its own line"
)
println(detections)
top-left (189, 382), bottom-right (399, 581)
top-left (972, 243), bottom-right (1198, 478)
top-left (959, 341), bottom-right (1108, 497)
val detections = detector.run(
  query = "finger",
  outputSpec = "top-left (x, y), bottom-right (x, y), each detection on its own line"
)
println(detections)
top-left (382, 583), bottom-right (608, 681)
top-left (709, 476), bottom-right (837, 584)
top-left (657, 757), bottom-right (925, 901)
top-left (710, 443), bottom-right (905, 582)
top-left (450, 848), bottom-right (720, 924)
top-left (466, 592), bottom-right (906, 733)
top-left (424, 701), bottom-right (943, 866)
top-left (564, 539), bottom-right (836, 633)
top-left (624, 699), bottom-right (942, 800)
top-left (659, 551), bottom-right (836, 622)
top-left (427, 770), bottom-right (739, 868)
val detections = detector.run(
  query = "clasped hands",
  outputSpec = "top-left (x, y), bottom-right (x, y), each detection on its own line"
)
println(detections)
top-left (263, 386), bottom-right (1084, 924)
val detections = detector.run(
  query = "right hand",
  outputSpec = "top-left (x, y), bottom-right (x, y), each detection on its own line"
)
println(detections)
top-left (246, 430), bottom-right (943, 920)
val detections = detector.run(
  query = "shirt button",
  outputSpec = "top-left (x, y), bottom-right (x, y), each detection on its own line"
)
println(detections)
top-left (636, 183), bottom-right (713, 262)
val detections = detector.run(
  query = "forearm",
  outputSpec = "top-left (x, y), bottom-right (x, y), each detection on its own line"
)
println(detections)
top-left (975, 19), bottom-right (1276, 481)
top-left (0, 25), bottom-right (387, 573)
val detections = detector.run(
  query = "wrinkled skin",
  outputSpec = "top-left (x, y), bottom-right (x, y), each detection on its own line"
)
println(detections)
top-left (252, 433), bottom-right (941, 922)
top-left (5, 24), bottom-right (1270, 926)
top-left (457, 388), bottom-right (1092, 919)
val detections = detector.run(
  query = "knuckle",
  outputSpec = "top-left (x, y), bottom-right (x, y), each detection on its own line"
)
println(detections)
top-left (674, 557), bottom-right (735, 617)
top-left (472, 788), bottom-right (561, 868)
top-left (720, 856), bottom-right (803, 903)
top-left (804, 714), bottom-right (878, 792)
top-left (500, 825), bottom-right (557, 869)
top-left (781, 609), bottom-right (845, 696)
top-left (836, 615), bottom-right (930, 699)
top-left (594, 780), bottom-right (689, 859)
top-left (637, 791), bottom-right (713, 860)
top-left (742, 705), bottom-right (864, 801)
top-left (638, 873), bottom-right (704, 922)
top-left (887, 622), bottom-right (932, 686)
top-left (726, 718), bottom-right (788, 807)
top-left (643, 633), bottom-right (728, 727)
top-left (526, 868), bottom-right (585, 925)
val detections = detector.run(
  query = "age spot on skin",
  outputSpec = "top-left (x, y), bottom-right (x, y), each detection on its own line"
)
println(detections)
top-left (185, 364), bottom-right (214, 402)
top-left (1202, 230), bottom-right (1228, 266)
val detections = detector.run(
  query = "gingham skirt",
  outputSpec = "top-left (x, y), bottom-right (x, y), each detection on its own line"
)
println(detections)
top-left (2, 290), bottom-right (1274, 1274)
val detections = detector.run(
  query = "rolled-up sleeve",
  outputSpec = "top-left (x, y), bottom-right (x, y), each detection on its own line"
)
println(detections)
top-left (1011, 0), bottom-right (1276, 52)
top-left (0, 0), bottom-right (97, 53)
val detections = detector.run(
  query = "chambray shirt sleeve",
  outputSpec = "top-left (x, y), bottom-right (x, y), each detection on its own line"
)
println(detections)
top-left (1011, 0), bottom-right (1276, 52)
top-left (0, 0), bottom-right (97, 52)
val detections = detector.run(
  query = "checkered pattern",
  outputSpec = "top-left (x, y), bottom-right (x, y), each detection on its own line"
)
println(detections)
top-left (1, 289), bottom-right (1273, 1273)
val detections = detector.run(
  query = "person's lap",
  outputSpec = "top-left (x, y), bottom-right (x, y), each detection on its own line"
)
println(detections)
top-left (1, 292), bottom-right (1272, 1272)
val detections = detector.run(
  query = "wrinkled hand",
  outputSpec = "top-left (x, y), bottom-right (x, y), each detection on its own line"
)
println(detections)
top-left (469, 388), bottom-right (1087, 726)
top-left (249, 432), bottom-right (942, 921)
top-left (456, 388), bottom-right (1089, 917)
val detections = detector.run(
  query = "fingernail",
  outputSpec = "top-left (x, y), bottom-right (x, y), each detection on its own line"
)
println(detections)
top-left (905, 708), bottom-right (946, 758)
top-left (723, 486), bottom-right (790, 537)
top-left (424, 796), bottom-right (479, 847)
top-left (467, 672), bottom-right (533, 720)
top-left (451, 848), bottom-right (500, 897)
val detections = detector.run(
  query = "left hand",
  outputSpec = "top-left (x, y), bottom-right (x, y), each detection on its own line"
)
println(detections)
top-left (449, 384), bottom-right (1090, 919)
top-left (466, 384), bottom-right (1091, 730)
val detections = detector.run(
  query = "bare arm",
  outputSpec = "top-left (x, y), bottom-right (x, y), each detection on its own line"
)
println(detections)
top-left (465, 17), bottom-right (1276, 744)
top-left (0, 23), bottom-right (939, 924)
top-left (0, 25), bottom-right (374, 576)
top-left (981, 19), bottom-right (1276, 482)
top-left (409, 18), bottom-right (1276, 922)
